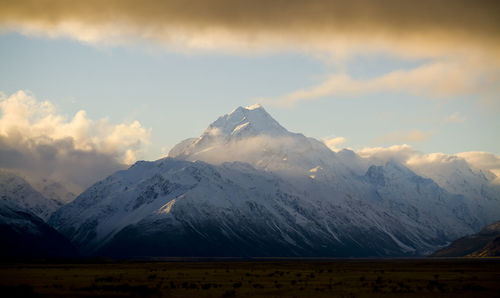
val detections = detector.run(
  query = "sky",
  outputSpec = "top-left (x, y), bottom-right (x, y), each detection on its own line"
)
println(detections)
top-left (0, 0), bottom-right (499, 190)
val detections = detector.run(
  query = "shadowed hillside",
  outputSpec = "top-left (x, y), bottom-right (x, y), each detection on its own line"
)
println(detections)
top-left (431, 221), bottom-right (500, 257)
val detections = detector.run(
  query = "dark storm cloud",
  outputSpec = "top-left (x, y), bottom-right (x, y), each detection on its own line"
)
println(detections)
top-left (0, 0), bottom-right (498, 58)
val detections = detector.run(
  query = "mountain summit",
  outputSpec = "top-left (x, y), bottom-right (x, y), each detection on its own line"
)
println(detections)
top-left (169, 104), bottom-right (293, 161)
top-left (206, 104), bottom-right (289, 138)
top-left (49, 105), bottom-right (500, 257)
top-left (169, 105), bottom-right (338, 176)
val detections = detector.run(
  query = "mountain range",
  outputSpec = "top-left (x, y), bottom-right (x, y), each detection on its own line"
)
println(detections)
top-left (44, 105), bottom-right (500, 257)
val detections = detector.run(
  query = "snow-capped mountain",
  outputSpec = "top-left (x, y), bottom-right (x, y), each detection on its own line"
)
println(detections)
top-left (0, 171), bottom-right (64, 221)
top-left (49, 157), bottom-right (467, 257)
top-left (49, 105), bottom-right (500, 257)
top-left (408, 157), bottom-right (500, 224)
top-left (169, 104), bottom-right (343, 176)
top-left (355, 149), bottom-right (500, 225)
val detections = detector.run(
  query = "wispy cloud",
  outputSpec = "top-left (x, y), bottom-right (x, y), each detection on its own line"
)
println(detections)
top-left (0, 90), bottom-right (151, 190)
top-left (259, 60), bottom-right (499, 106)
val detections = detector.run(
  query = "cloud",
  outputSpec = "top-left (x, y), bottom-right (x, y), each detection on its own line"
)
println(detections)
top-left (406, 152), bottom-right (469, 170)
top-left (260, 60), bottom-right (499, 106)
top-left (444, 112), bottom-right (467, 124)
top-left (0, 1), bottom-right (498, 59)
top-left (1, 1), bottom-right (498, 106)
top-left (358, 144), bottom-right (418, 164)
top-left (0, 90), bottom-right (151, 190)
top-left (322, 136), bottom-right (346, 152)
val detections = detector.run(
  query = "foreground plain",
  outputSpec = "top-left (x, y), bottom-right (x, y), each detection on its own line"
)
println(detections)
top-left (0, 258), bottom-right (499, 297)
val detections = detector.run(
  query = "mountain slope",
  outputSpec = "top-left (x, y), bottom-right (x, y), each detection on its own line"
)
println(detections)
top-left (363, 161), bottom-right (477, 237)
top-left (469, 236), bottom-right (500, 257)
top-left (431, 221), bottom-right (500, 257)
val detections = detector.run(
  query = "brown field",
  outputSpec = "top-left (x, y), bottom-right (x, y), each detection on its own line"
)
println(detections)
top-left (0, 258), bottom-right (499, 297)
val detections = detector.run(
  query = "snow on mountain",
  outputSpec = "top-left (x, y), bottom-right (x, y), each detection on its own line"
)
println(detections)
top-left (408, 154), bottom-right (492, 197)
top-left (169, 105), bottom-right (357, 196)
top-left (406, 155), bottom-right (500, 226)
top-left (49, 105), bottom-right (499, 257)
top-left (169, 105), bottom-right (336, 171)
top-left (364, 161), bottom-right (479, 234)
top-left (0, 170), bottom-right (63, 221)
top-left (355, 148), bottom-right (500, 227)
top-left (50, 157), bottom-right (468, 257)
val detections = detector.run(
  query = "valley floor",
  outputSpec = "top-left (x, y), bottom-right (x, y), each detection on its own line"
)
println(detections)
top-left (0, 258), bottom-right (499, 297)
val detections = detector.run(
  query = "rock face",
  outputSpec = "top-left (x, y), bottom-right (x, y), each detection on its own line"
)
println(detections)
top-left (0, 200), bottom-right (76, 258)
top-left (49, 105), bottom-right (500, 257)
top-left (431, 221), bottom-right (500, 257)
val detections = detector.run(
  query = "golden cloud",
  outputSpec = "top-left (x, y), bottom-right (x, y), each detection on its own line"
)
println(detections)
top-left (0, 90), bottom-right (151, 189)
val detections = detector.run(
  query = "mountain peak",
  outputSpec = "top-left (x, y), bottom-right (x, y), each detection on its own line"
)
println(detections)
top-left (206, 104), bottom-right (289, 139)
top-left (168, 104), bottom-right (291, 159)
